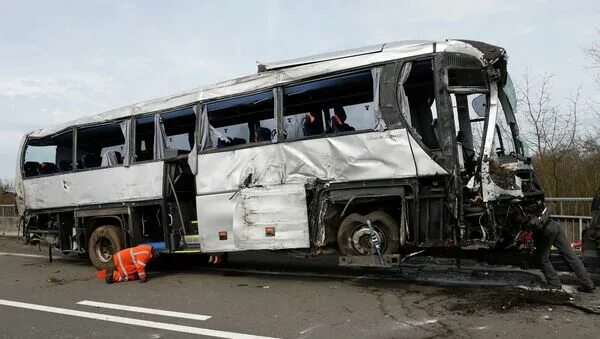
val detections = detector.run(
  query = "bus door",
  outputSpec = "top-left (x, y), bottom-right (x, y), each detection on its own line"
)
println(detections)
top-left (194, 98), bottom-right (310, 253)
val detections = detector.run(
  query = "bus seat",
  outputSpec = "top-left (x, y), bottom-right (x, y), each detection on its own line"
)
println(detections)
top-left (38, 162), bottom-right (58, 175)
top-left (23, 161), bottom-right (40, 177)
top-left (59, 160), bottom-right (72, 172)
top-left (83, 153), bottom-right (102, 168)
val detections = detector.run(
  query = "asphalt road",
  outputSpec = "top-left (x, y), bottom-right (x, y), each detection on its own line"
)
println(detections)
top-left (1, 238), bottom-right (599, 339)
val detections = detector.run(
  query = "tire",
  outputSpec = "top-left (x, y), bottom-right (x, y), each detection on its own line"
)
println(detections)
top-left (337, 211), bottom-right (400, 256)
top-left (88, 225), bottom-right (124, 270)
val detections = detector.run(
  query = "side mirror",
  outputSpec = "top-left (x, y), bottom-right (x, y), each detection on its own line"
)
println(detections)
top-left (471, 94), bottom-right (487, 117)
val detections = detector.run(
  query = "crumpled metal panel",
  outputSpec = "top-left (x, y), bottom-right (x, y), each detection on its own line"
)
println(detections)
top-left (22, 162), bottom-right (164, 210)
top-left (13, 134), bottom-right (27, 215)
top-left (196, 129), bottom-right (447, 195)
top-left (233, 183), bottom-right (310, 250)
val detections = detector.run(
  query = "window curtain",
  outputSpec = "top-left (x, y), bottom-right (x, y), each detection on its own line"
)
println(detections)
top-left (371, 67), bottom-right (386, 131)
top-left (153, 114), bottom-right (167, 160)
top-left (198, 105), bottom-right (212, 151)
top-left (119, 119), bottom-right (131, 167)
top-left (397, 62), bottom-right (413, 127)
top-left (100, 150), bottom-right (119, 167)
top-left (187, 105), bottom-right (200, 175)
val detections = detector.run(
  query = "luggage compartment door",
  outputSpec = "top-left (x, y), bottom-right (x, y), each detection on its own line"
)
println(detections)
top-left (196, 183), bottom-right (309, 252)
top-left (233, 183), bottom-right (309, 250)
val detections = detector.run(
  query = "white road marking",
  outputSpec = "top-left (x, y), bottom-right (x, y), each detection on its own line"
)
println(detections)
top-left (0, 299), bottom-right (279, 339)
top-left (0, 252), bottom-right (57, 259)
top-left (77, 300), bottom-right (211, 321)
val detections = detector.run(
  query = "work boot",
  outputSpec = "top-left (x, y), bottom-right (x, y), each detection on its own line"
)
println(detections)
top-left (577, 285), bottom-right (596, 293)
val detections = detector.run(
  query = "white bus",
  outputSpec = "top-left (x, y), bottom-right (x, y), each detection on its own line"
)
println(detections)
top-left (15, 39), bottom-right (544, 269)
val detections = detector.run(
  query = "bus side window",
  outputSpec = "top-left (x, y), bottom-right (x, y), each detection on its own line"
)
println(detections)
top-left (161, 107), bottom-right (196, 156)
top-left (282, 70), bottom-right (375, 140)
top-left (77, 123), bottom-right (126, 169)
top-left (403, 58), bottom-right (439, 150)
top-left (205, 91), bottom-right (275, 150)
top-left (135, 115), bottom-right (155, 162)
top-left (23, 131), bottom-right (73, 177)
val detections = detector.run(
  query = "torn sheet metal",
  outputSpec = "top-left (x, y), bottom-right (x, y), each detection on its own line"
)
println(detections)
top-left (24, 40), bottom-right (496, 139)
top-left (196, 129), bottom-right (447, 195)
top-left (481, 82), bottom-right (523, 202)
top-left (22, 162), bottom-right (164, 210)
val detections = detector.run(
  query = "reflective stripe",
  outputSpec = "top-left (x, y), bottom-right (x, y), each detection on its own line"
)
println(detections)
top-left (116, 252), bottom-right (129, 281)
top-left (130, 248), bottom-right (137, 266)
top-left (138, 262), bottom-right (146, 267)
top-left (134, 251), bottom-right (150, 256)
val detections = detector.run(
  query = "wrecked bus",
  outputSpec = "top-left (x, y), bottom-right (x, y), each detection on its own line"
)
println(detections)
top-left (14, 39), bottom-right (544, 269)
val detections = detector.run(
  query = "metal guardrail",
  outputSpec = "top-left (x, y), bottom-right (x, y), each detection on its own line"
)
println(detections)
top-left (545, 197), bottom-right (594, 243)
top-left (0, 204), bottom-right (17, 218)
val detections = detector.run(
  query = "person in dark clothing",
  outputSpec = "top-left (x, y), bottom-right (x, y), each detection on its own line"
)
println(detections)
top-left (248, 121), bottom-right (272, 143)
top-left (330, 106), bottom-right (355, 133)
top-left (302, 111), bottom-right (323, 136)
top-left (529, 207), bottom-right (595, 292)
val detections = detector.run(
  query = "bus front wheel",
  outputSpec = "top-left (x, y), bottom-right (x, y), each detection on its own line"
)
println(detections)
top-left (337, 211), bottom-right (400, 256)
top-left (88, 225), bottom-right (124, 270)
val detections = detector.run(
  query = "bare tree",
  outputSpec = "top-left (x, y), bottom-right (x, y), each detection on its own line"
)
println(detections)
top-left (0, 178), bottom-right (15, 192)
top-left (585, 29), bottom-right (600, 85)
top-left (518, 71), bottom-right (579, 196)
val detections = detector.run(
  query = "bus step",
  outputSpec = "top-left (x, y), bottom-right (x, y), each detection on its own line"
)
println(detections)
top-left (184, 234), bottom-right (201, 245)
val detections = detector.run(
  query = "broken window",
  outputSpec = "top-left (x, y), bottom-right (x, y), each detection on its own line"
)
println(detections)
top-left (404, 59), bottom-right (439, 149)
top-left (494, 102), bottom-right (515, 157)
top-left (451, 93), bottom-right (487, 174)
top-left (23, 131), bottom-right (73, 177)
top-left (76, 122), bottom-right (126, 169)
top-left (282, 70), bottom-right (375, 140)
top-left (161, 107), bottom-right (196, 157)
top-left (135, 114), bottom-right (155, 162)
top-left (205, 91), bottom-right (275, 149)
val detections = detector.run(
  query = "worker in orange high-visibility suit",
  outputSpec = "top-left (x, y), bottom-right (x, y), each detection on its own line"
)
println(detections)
top-left (105, 244), bottom-right (155, 284)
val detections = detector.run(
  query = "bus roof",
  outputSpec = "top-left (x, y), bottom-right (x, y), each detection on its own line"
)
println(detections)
top-left (26, 39), bottom-right (499, 139)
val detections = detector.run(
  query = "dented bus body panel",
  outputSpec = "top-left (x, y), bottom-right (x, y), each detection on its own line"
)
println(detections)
top-left (15, 39), bottom-right (545, 269)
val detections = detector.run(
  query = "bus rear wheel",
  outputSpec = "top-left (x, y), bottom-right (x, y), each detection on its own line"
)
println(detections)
top-left (337, 211), bottom-right (400, 256)
top-left (88, 225), bottom-right (124, 270)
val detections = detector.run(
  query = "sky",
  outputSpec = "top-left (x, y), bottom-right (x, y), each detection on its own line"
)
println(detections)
top-left (1, 0), bottom-right (599, 179)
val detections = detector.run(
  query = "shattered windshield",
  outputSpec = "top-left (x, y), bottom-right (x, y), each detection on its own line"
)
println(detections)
top-left (497, 73), bottom-right (523, 156)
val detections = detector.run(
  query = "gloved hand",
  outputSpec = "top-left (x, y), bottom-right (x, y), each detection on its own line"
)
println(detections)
top-left (139, 276), bottom-right (148, 283)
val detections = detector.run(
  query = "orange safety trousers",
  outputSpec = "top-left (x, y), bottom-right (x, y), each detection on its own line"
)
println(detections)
top-left (111, 244), bottom-right (153, 282)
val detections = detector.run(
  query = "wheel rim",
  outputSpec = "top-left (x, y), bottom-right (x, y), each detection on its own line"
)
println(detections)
top-left (95, 238), bottom-right (115, 263)
top-left (350, 223), bottom-right (388, 255)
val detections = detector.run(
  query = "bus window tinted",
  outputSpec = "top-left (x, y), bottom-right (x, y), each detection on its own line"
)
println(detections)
top-left (161, 107), bottom-right (195, 156)
top-left (135, 115), bottom-right (155, 162)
